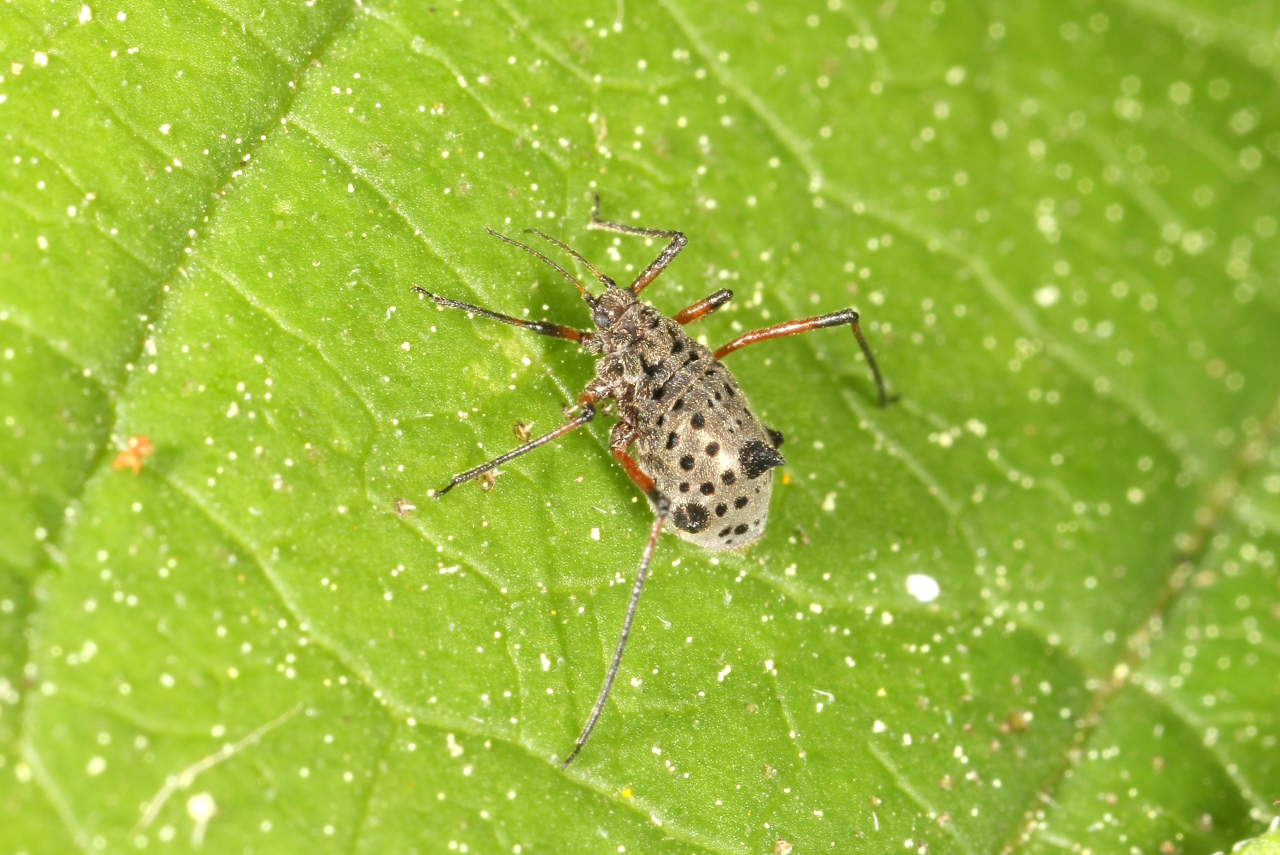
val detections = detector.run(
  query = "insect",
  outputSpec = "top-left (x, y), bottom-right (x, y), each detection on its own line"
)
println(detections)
top-left (416, 196), bottom-right (888, 766)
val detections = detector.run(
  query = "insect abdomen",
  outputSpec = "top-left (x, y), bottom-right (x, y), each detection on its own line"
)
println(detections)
top-left (636, 365), bottom-right (784, 551)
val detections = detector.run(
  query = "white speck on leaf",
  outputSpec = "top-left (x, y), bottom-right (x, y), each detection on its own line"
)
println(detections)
top-left (187, 792), bottom-right (215, 847)
top-left (1034, 285), bottom-right (1059, 307)
top-left (906, 574), bottom-right (941, 603)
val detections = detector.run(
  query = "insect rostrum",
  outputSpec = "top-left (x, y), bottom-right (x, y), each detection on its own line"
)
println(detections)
top-left (417, 196), bottom-right (889, 767)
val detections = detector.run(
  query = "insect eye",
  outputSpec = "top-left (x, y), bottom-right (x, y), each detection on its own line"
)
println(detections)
top-left (593, 310), bottom-right (612, 327)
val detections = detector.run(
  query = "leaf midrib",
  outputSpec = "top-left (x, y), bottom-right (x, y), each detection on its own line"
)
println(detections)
top-left (997, 394), bottom-right (1280, 852)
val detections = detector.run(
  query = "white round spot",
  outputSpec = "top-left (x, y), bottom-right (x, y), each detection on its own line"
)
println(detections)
top-left (1034, 285), bottom-right (1060, 307)
top-left (187, 792), bottom-right (216, 822)
top-left (906, 574), bottom-right (941, 603)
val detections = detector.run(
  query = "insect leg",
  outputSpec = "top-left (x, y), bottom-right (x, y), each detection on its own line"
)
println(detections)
top-left (413, 287), bottom-right (589, 342)
top-left (561, 431), bottom-right (670, 767)
top-left (434, 391), bottom-right (600, 497)
top-left (673, 289), bottom-right (734, 325)
top-left (714, 309), bottom-right (891, 407)
top-left (585, 194), bottom-right (687, 295)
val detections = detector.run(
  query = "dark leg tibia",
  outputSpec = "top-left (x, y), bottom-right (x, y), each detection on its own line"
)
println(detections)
top-left (561, 432), bottom-right (669, 767)
top-left (713, 308), bottom-right (890, 407)
top-left (434, 392), bottom-right (599, 498)
top-left (586, 194), bottom-right (688, 295)
top-left (673, 289), bottom-right (733, 325)
top-left (412, 287), bottom-right (588, 342)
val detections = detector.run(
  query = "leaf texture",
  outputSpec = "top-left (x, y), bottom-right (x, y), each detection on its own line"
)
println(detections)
top-left (1, 1), bottom-right (1278, 852)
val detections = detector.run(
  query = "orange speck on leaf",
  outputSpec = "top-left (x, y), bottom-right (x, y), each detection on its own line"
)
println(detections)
top-left (111, 436), bottom-right (155, 475)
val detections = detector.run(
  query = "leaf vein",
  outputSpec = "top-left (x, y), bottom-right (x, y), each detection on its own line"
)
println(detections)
top-left (658, 0), bottom-right (1193, 475)
top-left (867, 740), bottom-right (979, 855)
top-left (161, 470), bottom-right (745, 855)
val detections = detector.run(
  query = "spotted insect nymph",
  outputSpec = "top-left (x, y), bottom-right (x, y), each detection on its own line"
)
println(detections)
top-left (417, 196), bottom-right (889, 766)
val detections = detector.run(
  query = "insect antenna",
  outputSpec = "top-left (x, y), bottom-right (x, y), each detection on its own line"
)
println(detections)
top-left (561, 496), bottom-right (670, 767)
top-left (522, 229), bottom-right (618, 291)
top-left (485, 227), bottom-right (597, 305)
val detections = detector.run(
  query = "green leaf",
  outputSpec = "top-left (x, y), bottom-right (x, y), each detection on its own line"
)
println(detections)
top-left (2, 0), bottom-right (1278, 852)
top-left (1233, 824), bottom-right (1280, 855)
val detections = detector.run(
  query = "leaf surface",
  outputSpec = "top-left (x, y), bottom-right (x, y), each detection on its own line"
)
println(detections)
top-left (1, 1), bottom-right (1278, 852)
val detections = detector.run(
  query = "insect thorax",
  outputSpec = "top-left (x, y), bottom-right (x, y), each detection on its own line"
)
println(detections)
top-left (591, 291), bottom-right (785, 552)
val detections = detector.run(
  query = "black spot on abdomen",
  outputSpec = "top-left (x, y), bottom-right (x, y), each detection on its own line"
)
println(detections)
top-left (740, 439), bottom-right (786, 479)
top-left (673, 502), bottom-right (709, 533)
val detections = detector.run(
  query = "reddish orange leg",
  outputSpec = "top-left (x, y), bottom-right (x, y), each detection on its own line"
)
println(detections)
top-left (560, 424), bottom-right (670, 767)
top-left (673, 289), bottom-right (733, 325)
top-left (714, 308), bottom-right (890, 407)
top-left (434, 391), bottom-right (600, 497)
top-left (586, 194), bottom-right (688, 295)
